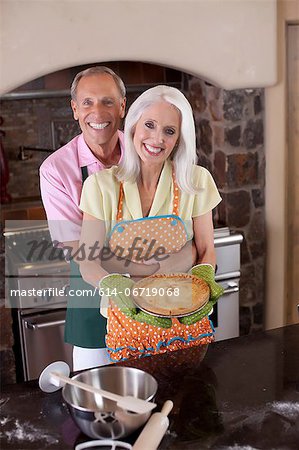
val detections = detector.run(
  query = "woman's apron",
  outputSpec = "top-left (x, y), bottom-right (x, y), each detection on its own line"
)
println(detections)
top-left (105, 167), bottom-right (214, 361)
top-left (64, 166), bottom-right (107, 349)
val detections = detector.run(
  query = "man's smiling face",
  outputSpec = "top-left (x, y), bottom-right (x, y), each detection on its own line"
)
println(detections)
top-left (71, 73), bottom-right (126, 151)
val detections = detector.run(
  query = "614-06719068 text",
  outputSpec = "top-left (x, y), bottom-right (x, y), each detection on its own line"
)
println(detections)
top-left (99, 287), bottom-right (181, 297)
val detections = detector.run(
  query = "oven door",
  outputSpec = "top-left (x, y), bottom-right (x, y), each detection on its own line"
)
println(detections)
top-left (19, 309), bottom-right (73, 381)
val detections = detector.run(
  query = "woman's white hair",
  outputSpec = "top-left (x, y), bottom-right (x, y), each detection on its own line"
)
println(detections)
top-left (116, 85), bottom-right (199, 194)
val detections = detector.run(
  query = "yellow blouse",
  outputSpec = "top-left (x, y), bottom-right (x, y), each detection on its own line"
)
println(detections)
top-left (80, 160), bottom-right (221, 240)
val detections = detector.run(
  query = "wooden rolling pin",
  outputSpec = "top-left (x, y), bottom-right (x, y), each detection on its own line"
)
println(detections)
top-left (133, 400), bottom-right (173, 450)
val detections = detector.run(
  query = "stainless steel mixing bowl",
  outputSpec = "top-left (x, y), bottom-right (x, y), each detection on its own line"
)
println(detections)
top-left (62, 366), bottom-right (158, 439)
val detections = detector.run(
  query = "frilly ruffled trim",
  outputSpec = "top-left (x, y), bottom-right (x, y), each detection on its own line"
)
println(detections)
top-left (106, 319), bottom-right (215, 362)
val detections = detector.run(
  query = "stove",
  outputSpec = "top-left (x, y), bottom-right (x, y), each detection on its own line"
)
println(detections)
top-left (4, 222), bottom-right (72, 381)
top-left (5, 221), bottom-right (70, 310)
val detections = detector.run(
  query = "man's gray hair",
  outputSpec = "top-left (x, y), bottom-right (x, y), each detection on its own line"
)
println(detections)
top-left (71, 66), bottom-right (126, 100)
top-left (116, 85), bottom-right (199, 194)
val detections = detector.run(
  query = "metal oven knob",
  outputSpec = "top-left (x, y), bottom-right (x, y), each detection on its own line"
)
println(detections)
top-left (222, 281), bottom-right (239, 295)
top-left (61, 284), bottom-right (70, 296)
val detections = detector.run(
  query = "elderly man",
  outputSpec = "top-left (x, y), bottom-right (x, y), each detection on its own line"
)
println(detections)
top-left (40, 66), bottom-right (128, 370)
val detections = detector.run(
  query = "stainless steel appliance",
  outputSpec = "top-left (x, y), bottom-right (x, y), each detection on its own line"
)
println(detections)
top-left (213, 227), bottom-right (243, 341)
top-left (18, 307), bottom-right (72, 381)
top-left (5, 223), bottom-right (242, 381)
top-left (5, 222), bottom-right (72, 381)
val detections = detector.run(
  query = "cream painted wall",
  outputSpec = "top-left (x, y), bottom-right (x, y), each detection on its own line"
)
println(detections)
top-left (265, 0), bottom-right (299, 329)
top-left (0, 0), bottom-right (277, 93)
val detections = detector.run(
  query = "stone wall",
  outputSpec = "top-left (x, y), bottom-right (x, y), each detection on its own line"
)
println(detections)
top-left (1, 97), bottom-right (80, 199)
top-left (184, 75), bottom-right (265, 335)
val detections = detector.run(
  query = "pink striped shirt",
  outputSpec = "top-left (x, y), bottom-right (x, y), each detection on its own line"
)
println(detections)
top-left (40, 131), bottom-right (124, 243)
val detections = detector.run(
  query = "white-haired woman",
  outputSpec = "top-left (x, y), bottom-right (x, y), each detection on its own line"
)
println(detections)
top-left (79, 85), bottom-right (222, 361)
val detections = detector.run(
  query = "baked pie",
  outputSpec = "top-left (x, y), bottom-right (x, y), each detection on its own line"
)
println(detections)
top-left (132, 273), bottom-right (210, 316)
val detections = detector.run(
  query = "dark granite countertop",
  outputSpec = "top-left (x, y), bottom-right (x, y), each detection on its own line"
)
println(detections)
top-left (1, 324), bottom-right (299, 449)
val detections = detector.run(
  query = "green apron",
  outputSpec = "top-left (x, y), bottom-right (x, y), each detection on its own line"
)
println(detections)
top-left (64, 166), bottom-right (107, 348)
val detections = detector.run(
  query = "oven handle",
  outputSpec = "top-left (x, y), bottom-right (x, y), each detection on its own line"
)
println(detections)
top-left (222, 281), bottom-right (239, 295)
top-left (25, 319), bottom-right (65, 330)
top-left (215, 271), bottom-right (240, 281)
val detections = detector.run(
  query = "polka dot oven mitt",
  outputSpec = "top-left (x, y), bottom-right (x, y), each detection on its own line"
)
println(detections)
top-left (179, 264), bottom-right (224, 325)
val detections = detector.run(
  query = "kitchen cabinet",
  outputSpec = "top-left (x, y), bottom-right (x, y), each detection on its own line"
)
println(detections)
top-left (1, 202), bottom-right (46, 222)
top-left (1, 324), bottom-right (299, 449)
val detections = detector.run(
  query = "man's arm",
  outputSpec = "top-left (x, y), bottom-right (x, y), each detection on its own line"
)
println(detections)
top-left (40, 165), bottom-right (82, 243)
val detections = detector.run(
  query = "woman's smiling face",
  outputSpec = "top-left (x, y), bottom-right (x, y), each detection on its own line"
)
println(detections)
top-left (133, 101), bottom-right (181, 166)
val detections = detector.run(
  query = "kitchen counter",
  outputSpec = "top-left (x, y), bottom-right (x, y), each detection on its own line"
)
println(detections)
top-left (1, 324), bottom-right (299, 449)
